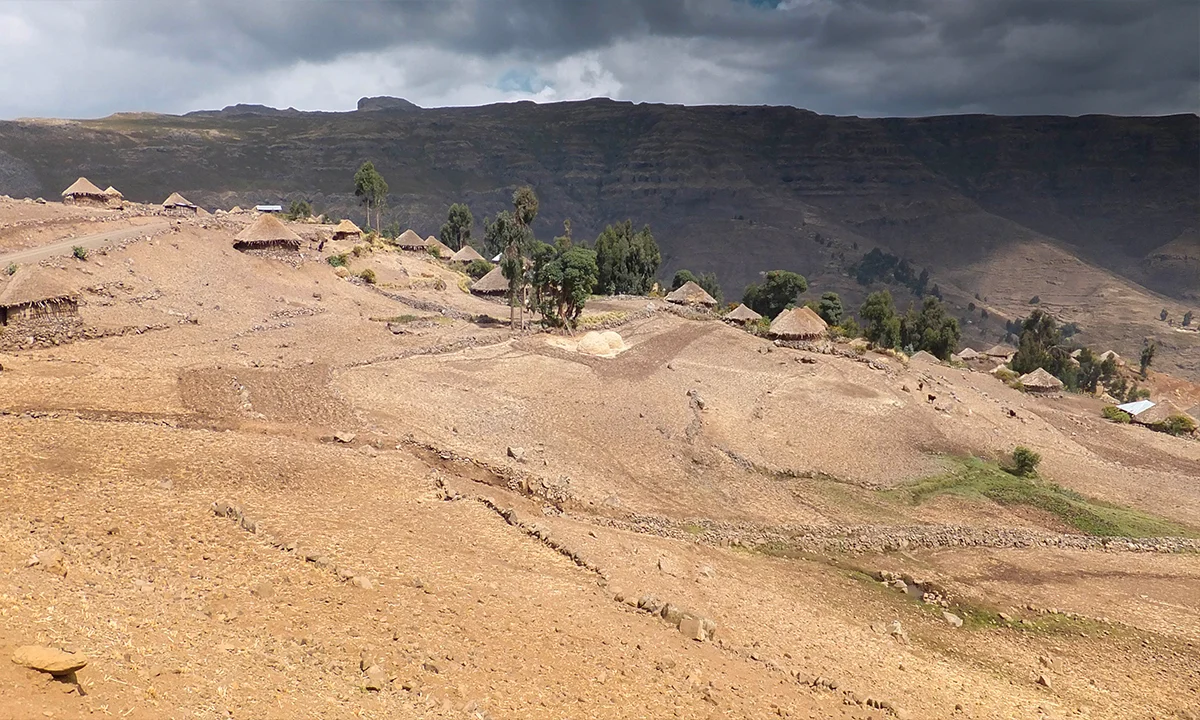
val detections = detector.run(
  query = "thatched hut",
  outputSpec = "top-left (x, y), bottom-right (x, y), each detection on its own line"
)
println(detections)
top-left (103, 186), bottom-right (125, 210)
top-left (0, 268), bottom-right (78, 325)
top-left (234, 214), bottom-right (302, 252)
top-left (665, 281), bottom-right (717, 307)
top-left (331, 219), bottom-right (362, 242)
top-left (957, 347), bottom-right (980, 360)
top-left (396, 229), bottom-right (427, 250)
top-left (61, 177), bottom-right (107, 207)
top-left (768, 306), bottom-right (828, 340)
top-left (722, 303), bottom-right (762, 324)
top-left (984, 344), bottom-right (1017, 361)
top-left (162, 192), bottom-right (198, 216)
top-left (471, 266), bottom-right (509, 295)
top-left (426, 236), bottom-right (454, 259)
top-left (909, 350), bottom-right (941, 364)
top-left (1018, 367), bottom-right (1063, 393)
top-left (450, 245), bottom-right (485, 263)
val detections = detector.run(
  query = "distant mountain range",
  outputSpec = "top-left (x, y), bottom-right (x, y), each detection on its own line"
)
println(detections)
top-left (0, 97), bottom-right (1196, 361)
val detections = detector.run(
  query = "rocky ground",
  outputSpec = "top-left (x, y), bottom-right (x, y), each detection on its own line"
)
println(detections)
top-left (1, 207), bottom-right (1198, 719)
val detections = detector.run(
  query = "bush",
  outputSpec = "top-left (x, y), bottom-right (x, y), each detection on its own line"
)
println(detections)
top-left (1009, 446), bottom-right (1041, 477)
top-left (465, 259), bottom-right (494, 279)
top-left (4, 263), bottom-right (15, 276)
top-left (1101, 406), bottom-right (1132, 423)
top-left (351, 244), bottom-right (366, 257)
top-left (327, 253), bottom-right (349, 268)
top-left (72, 245), bottom-right (88, 260)
top-left (358, 268), bottom-right (377, 284)
top-left (1152, 415), bottom-right (1197, 437)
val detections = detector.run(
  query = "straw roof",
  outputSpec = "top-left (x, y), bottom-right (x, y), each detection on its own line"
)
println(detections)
top-left (665, 281), bottom-right (717, 307)
top-left (450, 245), bottom-right (485, 263)
top-left (470, 266), bottom-right (508, 294)
top-left (1018, 367), bottom-right (1063, 391)
top-left (957, 347), bottom-right (980, 360)
top-left (768, 306), bottom-right (828, 339)
top-left (332, 219), bottom-right (361, 236)
top-left (985, 344), bottom-right (1016, 358)
top-left (162, 192), bottom-right (196, 208)
top-left (396, 229), bottom-right (427, 249)
top-left (910, 350), bottom-right (941, 364)
top-left (234, 213), bottom-right (302, 247)
top-left (427, 236), bottom-right (453, 259)
top-left (0, 267), bottom-right (77, 308)
top-left (1132, 400), bottom-right (1186, 426)
top-left (1099, 350), bottom-right (1124, 365)
top-left (104, 186), bottom-right (123, 198)
top-left (61, 177), bottom-right (105, 197)
top-left (723, 303), bottom-right (762, 323)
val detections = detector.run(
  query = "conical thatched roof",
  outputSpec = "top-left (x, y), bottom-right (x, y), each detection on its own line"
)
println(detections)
top-left (0, 267), bottom-right (77, 308)
top-left (769, 306), bottom-right (828, 340)
top-left (985, 344), bottom-right (1016, 358)
top-left (61, 177), bottom-right (104, 197)
top-left (427, 237), bottom-right (454, 259)
top-left (471, 266), bottom-right (509, 294)
top-left (957, 347), bottom-right (980, 360)
top-left (723, 303), bottom-right (762, 323)
top-left (1099, 350), bottom-right (1124, 365)
top-left (235, 213), bottom-right (302, 247)
top-left (396, 229), bottom-right (427, 249)
top-left (910, 350), bottom-right (941, 364)
top-left (332, 219), bottom-right (361, 236)
top-left (450, 245), bottom-right (485, 263)
top-left (665, 281), bottom-right (717, 307)
top-left (1131, 400), bottom-right (1185, 426)
top-left (1018, 367), bottom-right (1063, 391)
top-left (162, 192), bottom-right (195, 208)
top-left (103, 186), bottom-right (123, 198)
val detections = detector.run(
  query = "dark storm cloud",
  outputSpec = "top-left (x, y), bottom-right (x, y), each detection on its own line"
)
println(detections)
top-left (0, 0), bottom-right (1195, 118)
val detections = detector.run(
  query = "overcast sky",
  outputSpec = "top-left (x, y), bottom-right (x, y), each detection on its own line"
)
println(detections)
top-left (0, 0), bottom-right (1196, 119)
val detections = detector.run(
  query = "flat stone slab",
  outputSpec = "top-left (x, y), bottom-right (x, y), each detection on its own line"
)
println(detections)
top-left (12, 645), bottom-right (88, 675)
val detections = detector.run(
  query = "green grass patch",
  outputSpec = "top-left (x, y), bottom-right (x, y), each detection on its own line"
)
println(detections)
top-left (327, 253), bottom-right (349, 268)
top-left (889, 457), bottom-right (1195, 538)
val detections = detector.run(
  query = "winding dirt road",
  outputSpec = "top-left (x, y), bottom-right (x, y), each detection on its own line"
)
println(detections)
top-left (0, 221), bottom-right (168, 265)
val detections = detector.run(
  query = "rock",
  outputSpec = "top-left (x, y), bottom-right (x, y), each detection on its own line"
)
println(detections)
top-left (1038, 654), bottom-right (1060, 671)
top-left (942, 611), bottom-right (963, 628)
top-left (637, 595), bottom-right (663, 615)
top-left (697, 565), bottom-right (715, 578)
top-left (998, 612), bottom-right (1013, 622)
top-left (660, 604), bottom-right (686, 627)
top-left (33, 549), bottom-right (67, 577)
top-left (507, 446), bottom-right (526, 461)
top-left (352, 576), bottom-right (374, 590)
top-left (364, 664), bottom-right (387, 691)
top-left (888, 620), bottom-right (909, 644)
top-left (12, 646), bottom-right (88, 676)
top-left (657, 556), bottom-right (680, 576)
top-left (334, 432), bottom-right (356, 443)
top-left (250, 581), bottom-right (273, 598)
top-left (679, 615), bottom-right (715, 642)
top-left (1036, 673), bottom-right (1053, 689)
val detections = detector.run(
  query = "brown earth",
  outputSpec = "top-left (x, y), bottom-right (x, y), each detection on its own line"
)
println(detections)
top-left (1, 205), bottom-right (1198, 719)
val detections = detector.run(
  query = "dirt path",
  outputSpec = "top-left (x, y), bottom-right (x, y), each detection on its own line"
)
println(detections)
top-left (0, 221), bottom-right (169, 264)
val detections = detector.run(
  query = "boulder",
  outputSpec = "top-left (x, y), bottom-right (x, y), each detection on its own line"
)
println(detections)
top-left (12, 646), bottom-right (88, 676)
top-left (942, 611), bottom-right (963, 628)
top-left (507, 446), bottom-right (526, 462)
top-left (679, 615), bottom-right (715, 642)
top-left (334, 432), bottom-right (356, 444)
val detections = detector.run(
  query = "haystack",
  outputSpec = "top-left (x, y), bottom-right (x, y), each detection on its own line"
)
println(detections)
top-left (722, 303), bottom-right (762, 324)
top-left (1018, 367), bottom-right (1063, 392)
top-left (234, 213), bottom-right (302, 251)
top-left (768, 306), bottom-right (828, 340)
top-left (577, 332), bottom-right (611, 356)
top-left (1098, 350), bottom-right (1125, 366)
top-left (665, 281), bottom-right (717, 307)
top-left (396, 229), bottom-right (427, 250)
top-left (601, 331), bottom-right (625, 352)
top-left (470, 266), bottom-right (509, 295)
top-left (332, 219), bottom-right (362, 241)
top-left (0, 267), bottom-right (78, 325)
top-left (450, 245), bottom-right (485, 263)
top-left (61, 177), bottom-right (107, 207)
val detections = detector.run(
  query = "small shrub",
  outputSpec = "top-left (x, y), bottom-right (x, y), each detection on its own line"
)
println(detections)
top-left (358, 268), bottom-right (377, 284)
top-left (1152, 414), bottom-right (1197, 437)
top-left (1009, 446), bottom-right (1041, 477)
top-left (1101, 405), bottom-right (1131, 423)
top-left (72, 245), bottom-right (88, 260)
top-left (993, 367), bottom-right (1018, 382)
top-left (351, 244), bottom-right (366, 257)
top-left (327, 253), bottom-right (349, 268)
top-left (836, 317), bottom-right (861, 338)
top-left (465, 259), bottom-right (494, 279)
top-left (427, 245), bottom-right (444, 260)
top-left (4, 263), bottom-right (15, 276)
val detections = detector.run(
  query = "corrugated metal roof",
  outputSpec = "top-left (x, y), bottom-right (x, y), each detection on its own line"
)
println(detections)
top-left (255, 205), bottom-right (283, 212)
top-left (1116, 400), bottom-right (1155, 416)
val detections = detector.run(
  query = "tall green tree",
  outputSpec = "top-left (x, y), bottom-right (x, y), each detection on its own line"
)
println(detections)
top-left (860, 290), bottom-right (901, 349)
top-left (901, 296), bottom-right (961, 360)
top-left (817, 292), bottom-right (844, 325)
top-left (530, 223), bottom-right (599, 328)
top-left (1140, 340), bottom-right (1156, 378)
top-left (742, 270), bottom-right (808, 318)
top-left (439, 203), bottom-right (474, 250)
top-left (671, 269), bottom-right (723, 305)
top-left (353, 161), bottom-right (388, 231)
top-left (1009, 310), bottom-right (1076, 386)
top-left (594, 221), bottom-right (661, 295)
top-left (501, 187), bottom-right (540, 329)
